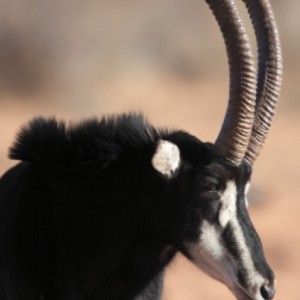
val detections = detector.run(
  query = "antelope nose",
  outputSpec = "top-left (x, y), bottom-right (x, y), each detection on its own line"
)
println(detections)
top-left (260, 282), bottom-right (275, 300)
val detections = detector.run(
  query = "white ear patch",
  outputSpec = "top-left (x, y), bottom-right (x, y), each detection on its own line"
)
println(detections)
top-left (152, 140), bottom-right (180, 178)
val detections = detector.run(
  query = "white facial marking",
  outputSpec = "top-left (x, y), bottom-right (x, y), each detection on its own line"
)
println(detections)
top-left (151, 140), bottom-right (180, 178)
top-left (219, 181), bottom-right (237, 228)
top-left (230, 214), bottom-right (265, 296)
top-left (245, 182), bottom-right (251, 208)
top-left (192, 180), bottom-right (265, 299)
top-left (200, 220), bottom-right (224, 259)
top-left (218, 181), bottom-right (265, 296)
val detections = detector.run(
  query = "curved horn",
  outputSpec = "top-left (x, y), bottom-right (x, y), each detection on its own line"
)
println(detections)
top-left (243, 0), bottom-right (283, 165)
top-left (206, 0), bottom-right (257, 166)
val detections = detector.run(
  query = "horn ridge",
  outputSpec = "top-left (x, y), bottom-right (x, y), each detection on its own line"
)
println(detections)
top-left (206, 0), bottom-right (257, 166)
top-left (243, 0), bottom-right (283, 165)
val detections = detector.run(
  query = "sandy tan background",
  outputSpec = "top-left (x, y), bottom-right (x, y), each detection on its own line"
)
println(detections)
top-left (0, 0), bottom-right (299, 299)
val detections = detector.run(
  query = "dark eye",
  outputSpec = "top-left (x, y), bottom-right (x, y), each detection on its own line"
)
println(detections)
top-left (203, 181), bottom-right (217, 192)
top-left (197, 178), bottom-right (222, 223)
top-left (201, 178), bottom-right (220, 193)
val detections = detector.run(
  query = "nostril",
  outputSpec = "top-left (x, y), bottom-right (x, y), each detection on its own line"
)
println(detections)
top-left (260, 283), bottom-right (275, 300)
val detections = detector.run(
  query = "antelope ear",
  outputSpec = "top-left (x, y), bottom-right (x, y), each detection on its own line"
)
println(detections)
top-left (151, 140), bottom-right (181, 178)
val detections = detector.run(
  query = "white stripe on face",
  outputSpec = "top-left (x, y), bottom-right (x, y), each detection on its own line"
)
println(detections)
top-left (222, 181), bottom-right (265, 298)
top-left (245, 182), bottom-right (251, 208)
top-left (189, 180), bottom-right (266, 300)
top-left (229, 214), bottom-right (265, 299)
top-left (219, 181), bottom-right (237, 227)
top-left (200, 220), bottom-right (223, 259)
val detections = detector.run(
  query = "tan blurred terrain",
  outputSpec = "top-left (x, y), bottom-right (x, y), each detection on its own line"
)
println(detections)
top-left (1, 0), bottom-right (300, 299)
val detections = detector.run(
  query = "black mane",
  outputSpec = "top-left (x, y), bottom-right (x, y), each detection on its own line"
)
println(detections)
top-left (9, 113), bottom-right (169, 166)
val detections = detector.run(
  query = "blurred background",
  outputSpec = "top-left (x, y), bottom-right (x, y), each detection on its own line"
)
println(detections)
top-left (0, 0), bottom-right (299, 299)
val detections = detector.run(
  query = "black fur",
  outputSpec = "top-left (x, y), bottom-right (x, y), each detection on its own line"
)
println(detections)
top-left (0, 113), bottom-right (215, 300)
top-left (0, 113), bottom-right (274, 300)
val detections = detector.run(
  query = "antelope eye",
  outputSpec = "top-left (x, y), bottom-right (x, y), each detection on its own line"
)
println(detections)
top-left (201, 178), bottom-right (220, 193)
top-left (203, 182), bottom-right (217, 192)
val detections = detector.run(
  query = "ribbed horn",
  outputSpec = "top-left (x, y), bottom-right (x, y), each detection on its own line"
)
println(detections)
top-left (243, 0), bottom-right (283, 165)
top-left (206, 0), bottom-right (257, 166)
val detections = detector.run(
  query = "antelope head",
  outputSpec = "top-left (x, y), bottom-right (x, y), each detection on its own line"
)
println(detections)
top-left (181, 0), bottom-right (282, 299)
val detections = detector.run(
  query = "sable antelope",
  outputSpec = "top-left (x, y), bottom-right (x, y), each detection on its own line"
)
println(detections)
top-left (0, 0), bottom-right (282, 299)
